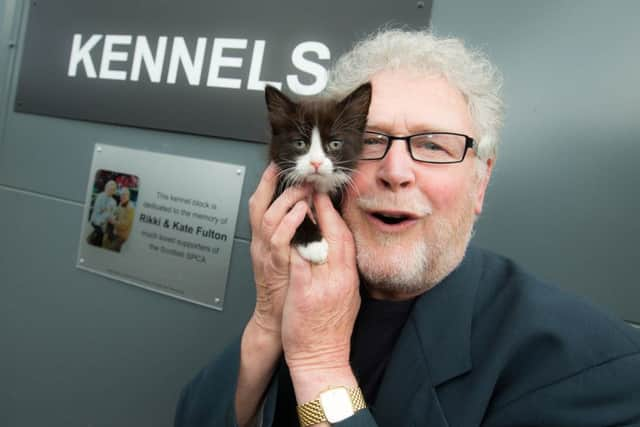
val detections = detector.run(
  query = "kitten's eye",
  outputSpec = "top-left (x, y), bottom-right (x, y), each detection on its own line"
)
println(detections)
top-left (328, 140), bottom-right (343, 151)
top-left (293, 140), bottom-right (306, 149)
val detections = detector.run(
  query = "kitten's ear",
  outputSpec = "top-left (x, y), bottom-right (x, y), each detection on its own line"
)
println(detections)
top-left (336, 82), bottom-right (372, 130)
top-left (265, 85), bottom-right (296, 116)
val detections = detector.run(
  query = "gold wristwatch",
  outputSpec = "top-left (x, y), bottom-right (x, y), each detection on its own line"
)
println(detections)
top-left (296, 386), bottom-right (366, 426)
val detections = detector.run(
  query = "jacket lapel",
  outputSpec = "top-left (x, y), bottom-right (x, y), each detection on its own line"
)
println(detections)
top-left (372, 317), bottom-right (450, 426)
top-left (371, 247), bottom-right (483, 426)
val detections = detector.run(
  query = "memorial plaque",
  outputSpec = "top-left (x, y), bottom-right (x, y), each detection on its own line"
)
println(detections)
top-left (77, 144), bottom-right (245, 310)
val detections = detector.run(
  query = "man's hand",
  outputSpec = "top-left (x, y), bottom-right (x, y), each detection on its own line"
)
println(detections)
top-left (236, 164), bottom-right (310, 427)
top-left (248, 163), bottom-right (311, 340)
top-left (281, 192), bottom-right (361, 404)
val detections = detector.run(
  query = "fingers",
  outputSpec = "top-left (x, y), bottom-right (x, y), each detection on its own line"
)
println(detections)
top-left (313, 193), bottom-right (350, 240)
top-left (249, 164), bottom-right (311, 237)
top-left (269, 201), bottom-right (308, 265)
top-left (248, 163), bottom-right (278, 231)
top-left (261, 186), bottom-right (310, 240)
top-left (313, 193), bottom-right (355, 262)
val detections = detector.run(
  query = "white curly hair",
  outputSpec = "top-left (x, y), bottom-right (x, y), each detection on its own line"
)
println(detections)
top-left (324, 28), bottom-right (504, 164)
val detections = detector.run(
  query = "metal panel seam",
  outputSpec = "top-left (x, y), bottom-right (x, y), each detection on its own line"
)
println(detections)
top-left (0, 183), bottom-right (83, 206)
top-left (0, 184), bottom-right (253, 244)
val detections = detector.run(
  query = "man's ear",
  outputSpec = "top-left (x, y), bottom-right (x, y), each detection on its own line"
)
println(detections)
top-left (474, 158), bottom-right (494, 216)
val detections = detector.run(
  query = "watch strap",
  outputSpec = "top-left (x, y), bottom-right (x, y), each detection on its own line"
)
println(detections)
top-left (296, 398), bottom-right (324, 426)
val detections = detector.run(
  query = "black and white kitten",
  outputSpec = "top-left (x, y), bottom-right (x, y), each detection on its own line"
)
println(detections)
top-left (265, 82), bottom-right (372, 264)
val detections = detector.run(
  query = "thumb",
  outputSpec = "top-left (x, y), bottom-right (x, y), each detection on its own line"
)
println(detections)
top-left (289, 249), bottom-right (312, 292)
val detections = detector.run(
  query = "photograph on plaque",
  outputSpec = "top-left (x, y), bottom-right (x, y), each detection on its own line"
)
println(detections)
top-left (85, 169), bottom-right (139, 253)
top-left (77, 144), bottom-right (245, 310)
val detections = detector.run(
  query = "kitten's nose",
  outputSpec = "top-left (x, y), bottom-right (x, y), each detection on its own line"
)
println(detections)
top-left (310, 161), bottom-right (322, 171)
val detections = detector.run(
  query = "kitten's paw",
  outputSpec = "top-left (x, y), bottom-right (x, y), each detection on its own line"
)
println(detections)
top-left (295, 239), bottom-right (328, 264)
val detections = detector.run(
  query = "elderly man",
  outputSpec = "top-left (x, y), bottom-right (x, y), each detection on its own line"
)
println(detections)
top-left (88, 179), bottom-right (117, 246)
top-left (175, 30), bottom-right (640, 426)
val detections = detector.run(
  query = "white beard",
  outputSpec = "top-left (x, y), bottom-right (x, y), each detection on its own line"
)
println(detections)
top-left (348, 189), bottom-right (477, 297)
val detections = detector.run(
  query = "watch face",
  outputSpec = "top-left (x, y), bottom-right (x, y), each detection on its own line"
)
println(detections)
top-left (319, 388), bottom-right (355, 423)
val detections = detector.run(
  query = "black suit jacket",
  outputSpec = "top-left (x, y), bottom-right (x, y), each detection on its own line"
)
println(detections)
top-left (175, 247), bottom-right (640, 426)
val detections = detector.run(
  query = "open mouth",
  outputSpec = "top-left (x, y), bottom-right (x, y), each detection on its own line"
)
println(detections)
top-left (371, 212), bottom-right (412, 225)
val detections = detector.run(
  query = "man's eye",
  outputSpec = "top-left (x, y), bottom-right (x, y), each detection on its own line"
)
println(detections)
top-left (329, 140), bottom-right (343, 150)
top-left (421, 142), bottom-right (445, 151)
top-left (363, 138), bottom-right (385, 145)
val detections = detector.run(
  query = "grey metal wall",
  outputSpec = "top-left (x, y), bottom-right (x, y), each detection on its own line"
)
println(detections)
top-left (432, 0), bottom-right (640, 324)
top-left (1, 1), bottom-right (638, 426)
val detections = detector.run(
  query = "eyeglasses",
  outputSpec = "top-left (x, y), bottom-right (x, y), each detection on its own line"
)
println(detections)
top-left (360, 131), bottom-right (476, 164)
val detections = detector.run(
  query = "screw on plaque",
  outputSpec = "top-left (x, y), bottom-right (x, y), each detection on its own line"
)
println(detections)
top-left (417, 1), bottom-right (425, 8)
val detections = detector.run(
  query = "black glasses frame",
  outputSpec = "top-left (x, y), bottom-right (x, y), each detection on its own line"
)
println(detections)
top-left (361, 130), bottom-right (476, 164)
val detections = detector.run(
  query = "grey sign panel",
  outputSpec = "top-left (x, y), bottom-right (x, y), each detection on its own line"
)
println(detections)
top-left (15, 0), bottom-right (431, 143)
top-left (77, 144), bottom-right (245, 310)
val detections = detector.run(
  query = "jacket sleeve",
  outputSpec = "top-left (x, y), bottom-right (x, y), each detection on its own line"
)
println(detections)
top-left (334, 409), bottom-right (379, 427)
top-left (483, 351), bottom-right (640, 427)
top-left (173, 336), bottom-right (382, 427)
top-left (174, 337), bottom-right (280, 427)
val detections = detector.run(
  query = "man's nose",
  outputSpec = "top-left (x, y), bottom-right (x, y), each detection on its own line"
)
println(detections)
top-left (376, 139), bottom-right (416, 190)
